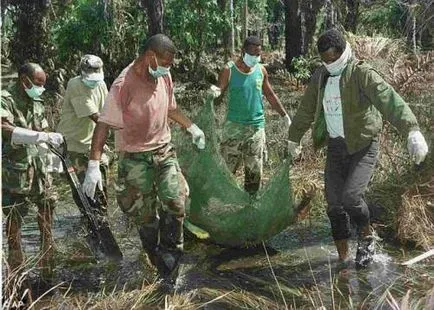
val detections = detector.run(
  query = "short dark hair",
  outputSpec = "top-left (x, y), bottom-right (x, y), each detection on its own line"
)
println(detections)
top-left (18, 63), bottom-right (43, 77)
top-left (243, 36), bottom-right (261, 49)
top-left (140, 34), bottom-right (177, 56)
top-left (317, 29), bottom-right (346, 53)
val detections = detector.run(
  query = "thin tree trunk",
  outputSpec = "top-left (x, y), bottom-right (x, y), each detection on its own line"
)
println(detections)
top-left (413, 13), bottom-right (417, 53)
top-left (344, 0), bottom-right (359, 33)
top-left (242, 0), bottom-right (248, 42)
top-left (324, 0), bottom-right (335, 29)
top-left (218, 0), bottom-right (232, 58)
top-left (230, 0), bottom-right (235, 53)
top-left (142, 0), bottom-right (164, 35)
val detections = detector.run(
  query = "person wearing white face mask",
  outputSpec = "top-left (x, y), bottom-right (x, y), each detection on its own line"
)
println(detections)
top-left (82, 34), bottom-right (204, 278)
top-left (288, 29), bottom-right (429, 270)
top-left (1, 63), bottom-right (64, 280)
top-left (209, 36), bottom-right (291, 195)
top-left (57, 55), bottom-right (110, 188)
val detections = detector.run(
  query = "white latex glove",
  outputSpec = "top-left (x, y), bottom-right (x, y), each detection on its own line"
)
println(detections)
top-left (37, 143), bottom-right (64, 173)
top-left (206, 85), bottom-right (221, 99)
top-left (186, 124), bottom-right (205, 149)
top-left (407, 130), bottom-right (428, 164)
top-left (46, 132), bottom-right (64, 147)
top-left (11, 127), bottom-right (64, 148)
top-left (82, 160), bottom-right (103, 198)
top-left (287, 140), bottom-right (302, 158)
top-left (280, 114), bottom-right (292, 133)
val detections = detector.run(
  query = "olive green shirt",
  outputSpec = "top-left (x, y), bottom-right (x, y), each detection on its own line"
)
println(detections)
top-left (57, 76), bottom-right (108, 153)
top-left (1, 85), bottom-right (49, 193)
top-left (288, 60), bottom-right (419, 154)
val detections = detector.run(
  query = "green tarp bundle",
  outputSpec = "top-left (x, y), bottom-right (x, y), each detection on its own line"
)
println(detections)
top-left (174, 98), bottom-right (296, 247)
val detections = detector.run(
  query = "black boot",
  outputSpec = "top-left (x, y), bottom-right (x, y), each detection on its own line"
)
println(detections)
top-left (137, 219), bottom-right (159, 266)
top-left (158, 211), bottom-right (184, 277)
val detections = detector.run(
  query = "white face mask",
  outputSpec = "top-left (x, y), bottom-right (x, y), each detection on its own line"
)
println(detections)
top-left (243, 53), bottom-right (261, 67)
top-left (148, 57), bottom-right (171, 78)
top-left (322, 42), bottom-right (352, 76)
top-left (24, 78), bottom-right (45, 99)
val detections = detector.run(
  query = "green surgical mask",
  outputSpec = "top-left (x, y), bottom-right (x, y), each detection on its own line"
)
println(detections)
top-left (82, 79), bottom-right (100, 89)
top-left (24, 78), bottom-right (45, 99)
top-left (243, 53), bottom-right (261, 67)
top-left (148, 57), bottom-right (170, 79)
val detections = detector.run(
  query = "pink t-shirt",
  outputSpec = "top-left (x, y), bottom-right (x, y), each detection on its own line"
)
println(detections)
top-left (99, 63), bottom-right (176, 152)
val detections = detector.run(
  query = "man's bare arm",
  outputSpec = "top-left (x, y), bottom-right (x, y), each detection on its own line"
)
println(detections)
top-left (168, 108), bottom-right (193, 129)
top-left (89, 122), bottom-right (110, 160)
top-left (262, 67), bottom-right (287, 116)
top-left (216, 65), bottom-right (231, 95)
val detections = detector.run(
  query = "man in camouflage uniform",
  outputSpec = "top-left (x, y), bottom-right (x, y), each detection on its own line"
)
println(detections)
top-left (82, 34), bottom-right (205, 277)
top-left (211, 36), bottom-right (291, 195)
top-left (1, 63), bottom-right (64, 278)
top-left (57, 55), bottom-right (109, 191)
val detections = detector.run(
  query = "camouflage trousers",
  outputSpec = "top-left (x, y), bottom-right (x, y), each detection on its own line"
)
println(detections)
top-left (2, 164), bottom-right (57, 217)
top-left (2, 165), bottom-right (57, 277)
top-left (116, 144), bottom-right (187, 254)
top-left (220, 121), bottom-right (266, 194)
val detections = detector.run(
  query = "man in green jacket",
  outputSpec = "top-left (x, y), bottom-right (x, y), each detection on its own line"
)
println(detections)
top-left (288, 29), bottom-right (429, 268)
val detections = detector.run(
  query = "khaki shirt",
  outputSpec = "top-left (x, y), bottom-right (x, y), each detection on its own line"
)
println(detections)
top-left (57, 76), bottom-right (108, 153)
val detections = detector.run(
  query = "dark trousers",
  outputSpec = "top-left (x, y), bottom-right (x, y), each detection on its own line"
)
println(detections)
top-left (325, 137), bottom-right (378, 241)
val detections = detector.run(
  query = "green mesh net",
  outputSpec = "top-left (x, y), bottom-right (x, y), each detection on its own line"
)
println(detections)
top-left (173, 98), bottom-right (296, 247)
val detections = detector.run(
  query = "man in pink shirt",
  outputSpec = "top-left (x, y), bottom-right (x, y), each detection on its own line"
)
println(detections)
top-left (82, 34), bottom-right (205, 277)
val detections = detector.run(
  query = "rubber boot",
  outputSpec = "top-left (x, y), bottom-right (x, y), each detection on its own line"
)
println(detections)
top-left (37, 205), bottom-right (54, 280)
top-left (6, 215), bottom-right (24, 272)
top-left (159, 211), bottom-right (184, 276)
top-left (138, 218), bottom-right (160, 267)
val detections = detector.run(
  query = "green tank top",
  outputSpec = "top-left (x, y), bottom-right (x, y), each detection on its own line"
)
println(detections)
top-left (227, 61), bottom-right (265, 127)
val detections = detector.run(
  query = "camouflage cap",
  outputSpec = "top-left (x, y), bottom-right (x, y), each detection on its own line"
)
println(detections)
top-left (80, 55), bottom-right (104, 81)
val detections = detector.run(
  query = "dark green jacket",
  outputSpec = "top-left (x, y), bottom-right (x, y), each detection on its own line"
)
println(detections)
top-left (288, 59), bottom-right (419, 154)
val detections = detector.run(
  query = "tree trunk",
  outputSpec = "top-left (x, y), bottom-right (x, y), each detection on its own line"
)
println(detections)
top-left (324, 0), bottom-right (336, 29)
top-left (285, 0), bottom-right (301, 69)
top-left (344, 0), bottom-right (359, 33)
top-left (284, 0), bottom-right (325, 70)
top-left (230, 0), bottom-right (235, 53)
top-left (218, 0), bottom-right (232, 58)
top-left (142, 0), bottom-right (164, 36)
top-left (9, 0), bottom-right (50, 70)
top-left (242, 0), bottom-right (248, 42)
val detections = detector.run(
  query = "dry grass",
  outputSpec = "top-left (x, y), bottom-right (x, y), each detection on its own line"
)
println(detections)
top-left (385, 288), bottom-right (434, 310)
top-left (196, 287), bottom-right (283, 309)
top-left (2, 260), bottom-right (34, 309)
top-left (348, 34), bottom-right (405, 62)
top-left (397, 191), bottom-right (434, 250)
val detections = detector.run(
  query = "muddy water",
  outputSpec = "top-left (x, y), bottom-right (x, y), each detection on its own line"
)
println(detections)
top-left (3, 191), bottom-right (431, 310)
